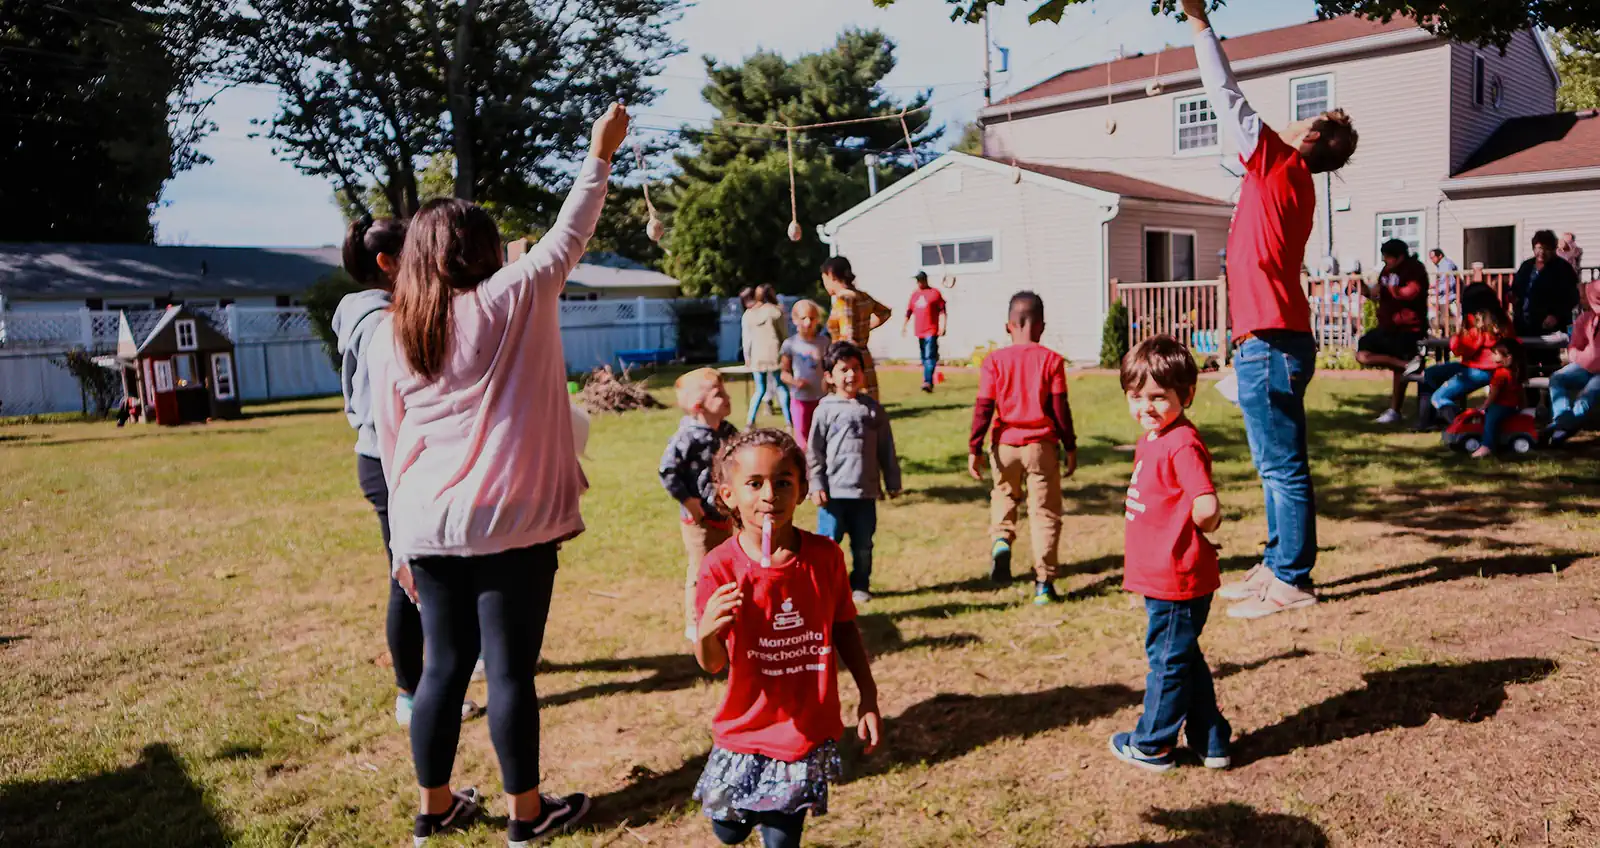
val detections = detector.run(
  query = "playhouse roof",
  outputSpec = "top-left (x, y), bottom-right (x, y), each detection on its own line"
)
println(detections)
top-left (119, 306), bottom-right (231, 359)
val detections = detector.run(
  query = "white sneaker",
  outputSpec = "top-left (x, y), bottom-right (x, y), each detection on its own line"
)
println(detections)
top-left (852, 589), bottom-right (872, 605)
top-left (471, 657), bottom-right (486, 682)
top-left (1374, 408), bottom-right (1401, 425)
top-left (396, 693), bottom-right (414, 727)
top-left (1403, 357), bottom-right (1425, 378)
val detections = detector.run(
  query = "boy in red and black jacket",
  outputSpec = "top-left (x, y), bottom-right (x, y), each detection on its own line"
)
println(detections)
top-left (968, 291), bottom-right (1077, 604)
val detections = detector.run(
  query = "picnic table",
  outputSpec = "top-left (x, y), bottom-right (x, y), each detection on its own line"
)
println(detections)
top-left (718, 364), bottom-right (756, 406)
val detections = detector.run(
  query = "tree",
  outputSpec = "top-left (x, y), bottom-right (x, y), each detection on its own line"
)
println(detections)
top-left (0, 0), bottom-right (231, 242)
top-left (953, 121), bottom-right (984, 155)
top-left (1551, 29), bottom-right (1600, 110)
top-left (869, 0), bottom-right (1596, 49)
top-left (236, 0), bottom-right (681, 219)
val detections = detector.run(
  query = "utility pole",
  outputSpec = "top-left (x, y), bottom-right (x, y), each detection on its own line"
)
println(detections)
top-left (864, 154), bottom-right (880, 196)
top-left (983, 12), bottom-right (993, 106)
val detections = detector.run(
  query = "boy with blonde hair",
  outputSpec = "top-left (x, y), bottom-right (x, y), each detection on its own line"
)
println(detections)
top-left (660, 368), bottom-right (737, 640)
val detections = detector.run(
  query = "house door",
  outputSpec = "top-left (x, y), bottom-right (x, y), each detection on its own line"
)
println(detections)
top-left (1464, 226), bottom-right (1516, 269)
top-left (171, 354), bottom-right (210, 422)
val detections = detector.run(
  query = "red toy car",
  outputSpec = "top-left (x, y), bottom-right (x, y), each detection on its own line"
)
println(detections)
top-left (1442, 408), bottom-right (1539, 455)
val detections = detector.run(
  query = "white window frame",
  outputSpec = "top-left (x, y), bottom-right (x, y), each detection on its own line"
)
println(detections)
top-left (1377, 211), bottom-right (1427, 262)
top-left (1173, 93), bottom-right (1219, 156)
top-left (1143, 227), bottom-right (1200, 282)
top-left (153, 359), bottom-right (174, 393)
top-left (914, 233), bottom-right (1000, 275)
top-left (172, 353), bottom-right (196, 388)
top-left (1290, 73), bottom-right (1335, 123)
top-left (211, 352), bottom-right (235, 401)
top-left (175, 319), bottom-right (198, 351)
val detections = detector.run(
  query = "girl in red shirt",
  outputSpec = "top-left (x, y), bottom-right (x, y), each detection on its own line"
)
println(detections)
top-left (693, 429), bottom-right (882, 847)
top-left (1473, 340), bottom-right (1525, 460)
top-left (1423, 301), bottom-right (1514, 425)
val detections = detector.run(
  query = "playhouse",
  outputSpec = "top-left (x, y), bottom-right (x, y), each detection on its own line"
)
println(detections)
top-left (117, 306), bottom-right (241, 425)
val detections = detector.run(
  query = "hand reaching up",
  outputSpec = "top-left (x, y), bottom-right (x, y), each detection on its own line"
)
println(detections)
top-left (589, 103), bottom-right (630, 164)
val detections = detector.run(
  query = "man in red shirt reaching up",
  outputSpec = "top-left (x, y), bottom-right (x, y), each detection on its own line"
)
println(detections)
top-left (1182, 0), bottom-right (1358, 619)
top-left (903, 271), bottom-right (948, 393)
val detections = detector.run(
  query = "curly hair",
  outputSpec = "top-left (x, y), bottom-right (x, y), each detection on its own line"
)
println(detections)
top-left (711, 428), bottom-right (807, 525)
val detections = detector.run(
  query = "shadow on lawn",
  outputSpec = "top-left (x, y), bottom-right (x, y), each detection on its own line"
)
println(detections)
top-left (1234, 657), bottom-right (1558, 767)
top-left (1099, 802), bottom-right (1329, 848)
top-left (1317, 551), bottom-right (1585, 602)
top-left (0, 743), bottom-right (229, 848)
top-left (19, 427), bottom-right (271, 448)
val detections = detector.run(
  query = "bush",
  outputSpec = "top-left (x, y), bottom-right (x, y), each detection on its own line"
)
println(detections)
top-left (302, 269), bottom-right (366, 370)
top-left (51, 349), bottom-right (122, 417)
top-left (1317, 347), bottom-right (1361, 371)
top-left (1099, 298), bottom-right (1130, 368)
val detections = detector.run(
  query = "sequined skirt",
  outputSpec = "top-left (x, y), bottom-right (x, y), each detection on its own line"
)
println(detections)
top-left (692, 741), bottom-right (843, 822)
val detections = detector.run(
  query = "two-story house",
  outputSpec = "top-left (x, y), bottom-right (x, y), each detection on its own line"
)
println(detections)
top-left (820, 15), bottom-right (1590, 365)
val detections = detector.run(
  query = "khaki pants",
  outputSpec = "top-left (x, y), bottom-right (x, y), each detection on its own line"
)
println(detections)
top-left (682, 521), bottom-right (733, 633)
top-left (989, 441), bottom-right (1063, 582)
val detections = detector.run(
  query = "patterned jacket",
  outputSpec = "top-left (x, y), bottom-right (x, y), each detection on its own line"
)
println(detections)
top-left (659, 417), bottom-right (739, 522)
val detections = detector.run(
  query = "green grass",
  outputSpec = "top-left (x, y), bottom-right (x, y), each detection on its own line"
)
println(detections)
top-left (2, 370), bottom-right (1598, 847)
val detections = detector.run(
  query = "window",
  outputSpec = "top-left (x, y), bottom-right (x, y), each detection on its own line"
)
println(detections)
top-left (919, 237), bottom-right (996, 269)
top-left (1473, 55), bottom-right (1486, 106)
top-left (212, 353), bottom-right (235, 400)
top-left (173, 354), bottom-right (195, 388)
top-left (1144, 229), bottom-right (1198, 282)
top-left (1378, 212), bottom-right (1425, 260)
top-left (1175, 94), bottom-right (1218, 153)
top-left (153, 359), bottom-right (174, 393)
top-left (175, 319), bottom-right (197, 351)
top-left (1291, 74), bottom-right (1334, 122)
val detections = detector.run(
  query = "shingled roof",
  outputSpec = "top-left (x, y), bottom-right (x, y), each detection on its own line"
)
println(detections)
top-left (1007, 159), bottom-right (1230, 207)
top-left (0, 243), bottom-right (340, 300)
top-left (1454, 111), bottom-right (1600, 179)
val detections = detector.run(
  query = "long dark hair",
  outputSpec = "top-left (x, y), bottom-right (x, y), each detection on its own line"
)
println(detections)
top-left (391, 198), bottom-right (504, 381)
top-left (755, 283), bottom-right (778, 306)
top-left (343, 217), bottom-right (408, 288)
top-left (821, 256), bottom-right (856, 289)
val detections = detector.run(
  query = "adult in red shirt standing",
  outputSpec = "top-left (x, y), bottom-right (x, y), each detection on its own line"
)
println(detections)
top-left (902, 271), bottom-right (947, 393)
top-left (1355, 240), bottom-right (1430, 425)
top-left (1184, 0), bottom-right (1359, 620)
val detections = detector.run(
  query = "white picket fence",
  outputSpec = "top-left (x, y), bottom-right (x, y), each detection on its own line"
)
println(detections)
top-left (0, 298), bottom-right (746, 416)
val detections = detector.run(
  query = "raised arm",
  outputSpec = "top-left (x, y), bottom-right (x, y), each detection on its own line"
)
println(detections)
top-left (1184, 0), bottom-right (1261, 162)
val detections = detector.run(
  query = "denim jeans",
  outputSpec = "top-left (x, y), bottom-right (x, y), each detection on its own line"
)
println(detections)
top-left (1235, 332), bottom-right (1317, 589)
top-left (712, 811), bottom-right (805, 848)
top-left (1131, 595), bottom-right (1231, 758)
top-left (1482, 405), bottom-right (1516, 448)
top-left (748, 371), bottom-right (793, 428)
top-left (1550, 363), bottom-right (1600, 424)
top-left (1423, 362), bottom-right (1494, 412)
top-left (918, 335), bottom-right (940, 386)
top-left (816, 498), bottom-right (876, 591)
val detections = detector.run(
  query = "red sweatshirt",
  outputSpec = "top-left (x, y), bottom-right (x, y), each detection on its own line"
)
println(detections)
top-left (1449, 325), bottom-right (1509, 371)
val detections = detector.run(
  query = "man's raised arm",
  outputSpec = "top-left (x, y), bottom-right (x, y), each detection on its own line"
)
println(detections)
top-left (1183, 0), bottom-right (1260, 162)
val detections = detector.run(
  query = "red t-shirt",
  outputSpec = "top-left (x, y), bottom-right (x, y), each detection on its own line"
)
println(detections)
top-left (695, 530), bottom-right (857, 761)
top-left (907, 288), bottom-right (946, 339)
top-left (1376, 257), bottom-right (1430, 334)
top-left (976, 342), bottom-right (1067, 447)
top-left (1227, 128), bottom-right (1315, 337)
top-left (1123, 421), bottom-right (1220, 601)
top-left (1487, 367), bottom-right (1524, 409)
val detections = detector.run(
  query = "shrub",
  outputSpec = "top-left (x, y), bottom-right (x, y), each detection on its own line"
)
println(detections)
top-left (51, 349), bottom-right (122, 417)
top-left (302, 269), bottom-right (365, 370)
top-left (1099, 298), bottom-right (1130, 368)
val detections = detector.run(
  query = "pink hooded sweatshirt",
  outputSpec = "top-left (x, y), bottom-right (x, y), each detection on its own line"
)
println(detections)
top-left (369, 157), bottom-right (609, 562)
top-left (1570, 280), bottom-right (1600, 374)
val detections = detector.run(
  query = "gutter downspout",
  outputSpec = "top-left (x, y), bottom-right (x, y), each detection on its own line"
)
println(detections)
top-left (815, 224), bottom-right (838, 258)
top-left (1098, 201), bottom-right (1121, 318)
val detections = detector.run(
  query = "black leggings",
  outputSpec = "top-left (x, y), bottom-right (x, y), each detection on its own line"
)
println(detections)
top-left (410, 544), bottom-right (557, 794)
top-left (358, 456), bottom-right (423, 694)
top-left (712, 812), bottom-right (806, 848)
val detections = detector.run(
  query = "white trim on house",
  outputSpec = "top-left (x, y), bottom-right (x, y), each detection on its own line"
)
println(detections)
top-left (1119, 198), bottom-right (1236, 218)
top-left (821, 151), bottom-right (1120, 236)
top-left (1174, 93), bottom-right (1220, 156)
top-left (153, 359), bottom-right (174, 393)
top-left (175, 319), bottom-right (197, 351)
top-left (1143, 227), bottom-right (1201, 282)
top-left (979, 27), bottom-right (1437, 121)
top-left (915, 232), bottom-right (1001, 275)
top-left (1441, 166), bottom-right (1600, 193)
top-left (212, 352), bottom-right (235, 400)
top-left (1376, 210), bottom-right (1427, 259)
top-left (1290, 72), bottom-right (1336, 122)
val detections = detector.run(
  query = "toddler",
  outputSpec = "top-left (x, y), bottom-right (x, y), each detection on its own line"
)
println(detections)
top-left (781, 299), bottom-right (829, 451)
top-left (1472, 339), bottom-right (1525, 460)
top-left (660, 368), bottom-right (738, 640)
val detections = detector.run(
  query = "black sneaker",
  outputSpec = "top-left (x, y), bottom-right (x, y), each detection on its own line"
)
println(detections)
top-left (989, 539), bottom-right (1013, 585)
top-left (508, 793), bottom-right (592, 846)
top-left (414, 788), bottom-right (482, 846)
top-left (1033, 580), bottom-right (1062, 605)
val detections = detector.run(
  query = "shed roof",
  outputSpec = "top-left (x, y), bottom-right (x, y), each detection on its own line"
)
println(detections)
top-left (567, 262), bottom-right (679, 291)
top-left (0, 243), bottom-right (341, 299)
top-left (1008, 160), bottom-right (1230, 206)
top-left (1453, 111), bottom-right (1600, 179)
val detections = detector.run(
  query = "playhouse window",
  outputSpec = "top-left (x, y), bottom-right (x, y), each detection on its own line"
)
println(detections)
top-left (153, 359), bottom-right (174, 392)
top-left (212, 352), bottom-right (235, 400)
top-left (173, 354), bottom-right (195, 388)
top-left (176, 319), bottom-right (198, 351)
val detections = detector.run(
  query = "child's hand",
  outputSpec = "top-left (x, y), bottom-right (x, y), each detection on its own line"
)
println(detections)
top-left (811, 490), bottom-right (830, 506)
top-left (857, 702), bottom-right (883, 755)
top-left (886, 489), bottom-right (902, 500)
top-left (698, 582), bottom-right (742, 642)
top-left (1062, 449), bottom-right (1078, 478)
top-left (968, 452), bottom-right (988, 481)
top-left (392, 559), bottom-right (418, 605)
top-left (588, 102), bottom-right (630, 163)
top-left (683, 497), bottom-right (706, 523)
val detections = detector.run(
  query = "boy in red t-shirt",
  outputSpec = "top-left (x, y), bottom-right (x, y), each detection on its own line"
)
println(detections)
top-left (902, 271), bottom-right (947, 393)
top-left (969, 291), bottom-right (1077, 604)
top-left (1110, 336), bottom-right (1231, 773)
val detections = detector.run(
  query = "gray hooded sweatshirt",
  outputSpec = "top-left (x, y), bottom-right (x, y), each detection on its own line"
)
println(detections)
top-left (332, 289), bottom-right (392, 458)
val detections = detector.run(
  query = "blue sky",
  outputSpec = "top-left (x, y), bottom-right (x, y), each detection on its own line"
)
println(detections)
top-left (151, 0), bottom-right (1316, 247)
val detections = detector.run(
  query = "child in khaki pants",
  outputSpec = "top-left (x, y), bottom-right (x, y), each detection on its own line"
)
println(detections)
top-left (968, 292), bottom-right (1078, 605)
top-left (659, 368), bottom-right (737, 640)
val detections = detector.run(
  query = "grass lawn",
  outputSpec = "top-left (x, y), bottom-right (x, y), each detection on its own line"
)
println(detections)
top-left (2, 369), bottom-right (1599, 847)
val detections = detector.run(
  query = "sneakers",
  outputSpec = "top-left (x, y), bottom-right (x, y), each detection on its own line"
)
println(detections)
top-left (1374, 408), bottom-right (1401, 425)
top-left (920, 383), bottom-right (933, 393)
top-left (989, 540), bottom-right (1013, 585)
top-left (1032, 581), bottom-right (1061, 605)
top-left (1201, 752), bottom-right (1232, 770)
top-left (471, 657), bottom-right (486, 682)
top-left (396, 694), bottom-right (484, 728)
top-left (1227, 577), bottom-right (1318, 619)
top-left (413, 788), bottom-right (483, 846)
top-left (508, 793), bottom-right (592, 846)
top-left (852, 589), bottom-right (872, 605)
top-left (1402, 357), bottom-right (1425, 378)
top-left (1216, 564), bottom-right (1271, 601)
top-left (1108, 732), bottom-right (1174, 773)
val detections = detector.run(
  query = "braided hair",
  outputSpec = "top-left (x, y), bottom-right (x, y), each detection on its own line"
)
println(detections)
top-left (711, 428), bottom-right (808, 527)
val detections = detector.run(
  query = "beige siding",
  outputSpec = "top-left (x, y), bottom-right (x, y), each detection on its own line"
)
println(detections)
top-left (1438, 187), bottom-right (1600, 270)
top-left (828, 162), bottom-right (1112, 365)
top-left (1108, 205), bottom-right (1230, 283)
top-left (1449, 33), bottom-right (1560, 174)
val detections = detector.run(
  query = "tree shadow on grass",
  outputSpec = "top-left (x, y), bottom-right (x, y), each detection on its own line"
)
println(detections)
top-left (0, 743), bottom-right (229, 848)
top-left (880, 402), bottom-right (970, 422)
top-left (1098, 802), bottom-right (1329, 847)
top-left (1234, 657), bottom-right (1558, 767)
top-left (1318, 551), bottom-right (1585, 602)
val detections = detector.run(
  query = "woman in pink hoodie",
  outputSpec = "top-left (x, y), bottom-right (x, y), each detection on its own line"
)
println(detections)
top-left (1547, 279), bottom-right (1600, 443)
top-left (369, 104), bottom-right (629, 846)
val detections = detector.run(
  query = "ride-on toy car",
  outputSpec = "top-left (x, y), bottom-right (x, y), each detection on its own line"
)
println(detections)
top-left (1442, 408), bottom-right (1539, 454)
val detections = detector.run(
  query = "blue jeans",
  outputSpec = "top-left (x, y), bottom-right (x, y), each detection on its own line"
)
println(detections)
top-left (1483, 405), bottom-right (1515, 448)
top-left (748, 371), bottom-right (793, 428)
top-left (816, 498), bottom-right (876, 592)
top-left (1131, 595), bottom-right (1231, 757)
top-left (1423, 362), bottom-right (1493, 412)
top-left (1235, 332), bottom-right (1317, 589)
top-left (1550, 363), bottom-right (1600, 425)
top-left (712, 811), bottom-right (805, 848)
top-left (918, 335), bottom-right (940, 386)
